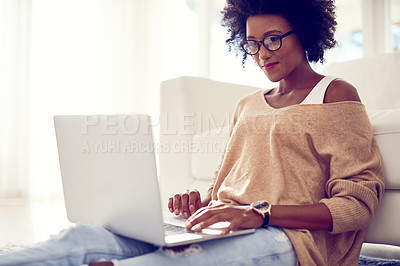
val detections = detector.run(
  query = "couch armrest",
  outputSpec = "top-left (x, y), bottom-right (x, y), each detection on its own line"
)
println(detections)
top-left (158, 76), bottom-right (260, 210)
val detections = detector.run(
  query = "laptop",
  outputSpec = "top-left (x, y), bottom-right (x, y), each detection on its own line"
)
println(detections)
top-left (54, 114), bottom-right (255, 247)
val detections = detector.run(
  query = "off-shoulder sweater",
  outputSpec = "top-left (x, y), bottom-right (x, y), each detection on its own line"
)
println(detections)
top-left (210, 90), bottom-right (385, 266)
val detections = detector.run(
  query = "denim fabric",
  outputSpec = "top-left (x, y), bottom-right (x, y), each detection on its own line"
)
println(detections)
top-left (0, 224), bottom-right (157, 266)
top-left (118, 226), bottom-right (296, 266)
top-left (0, 224), bottom-right (296, 266)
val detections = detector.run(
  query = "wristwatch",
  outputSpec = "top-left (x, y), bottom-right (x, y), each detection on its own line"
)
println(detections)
top-left (251, 201), bottom-right (271, 227)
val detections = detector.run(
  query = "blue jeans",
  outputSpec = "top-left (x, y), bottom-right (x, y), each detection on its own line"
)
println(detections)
top-left (0, 224), bottom-right (296, 266)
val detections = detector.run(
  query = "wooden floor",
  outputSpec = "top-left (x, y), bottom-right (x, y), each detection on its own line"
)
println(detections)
top-left (0, 199), bottom-right (72, 247)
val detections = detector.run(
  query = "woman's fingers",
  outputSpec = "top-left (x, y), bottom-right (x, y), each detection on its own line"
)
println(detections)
top-left (181, 191), bottom-right (190, 219)
top-left (185, 206), bottom-right (224, 230)
top-left (173, 194), bottom-right (182, 215)
top-left (188, 189), bottom-right (200, 214)
top-left (185, 204), bottom-right (258, 235)
top-left (168, 197), bottom-right (174, 213)
top-left (168, 189), bottom-right (202, 219)
top-left (220, 221), bottom-right (236, 236)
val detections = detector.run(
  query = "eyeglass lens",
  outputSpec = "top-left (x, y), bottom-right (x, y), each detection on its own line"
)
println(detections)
top-left (242, 30), bottom-right (294, 55)
top-left (243, 35), bottom-right (282, 55)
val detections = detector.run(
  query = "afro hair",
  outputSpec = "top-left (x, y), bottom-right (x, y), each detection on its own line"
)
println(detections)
top-left (221, 0), bottom-right (337, 66)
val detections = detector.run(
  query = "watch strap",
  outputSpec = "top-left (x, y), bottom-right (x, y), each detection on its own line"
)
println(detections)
top-left (251, 201), bottom-right (271, 227)
top-left (262, 211), bottom-right (270, 226)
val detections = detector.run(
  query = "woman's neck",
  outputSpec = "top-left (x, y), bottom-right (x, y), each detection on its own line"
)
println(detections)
top-left (277, 63), bottom-right (322, 94)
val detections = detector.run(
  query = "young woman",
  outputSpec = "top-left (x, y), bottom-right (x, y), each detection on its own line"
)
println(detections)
top-left (0, 0), bottom-right (384, 265)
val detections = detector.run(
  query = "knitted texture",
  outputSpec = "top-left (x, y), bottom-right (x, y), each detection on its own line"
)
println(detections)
top-left (210, 91), bottom-right (384, 266)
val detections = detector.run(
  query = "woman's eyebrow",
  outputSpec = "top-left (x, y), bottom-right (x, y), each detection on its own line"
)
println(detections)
top-left (247, 30), bottom-right (283, 39)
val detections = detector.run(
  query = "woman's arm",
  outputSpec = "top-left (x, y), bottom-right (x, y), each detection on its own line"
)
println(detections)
top-left (185, 202), bottom-right (333, 235)
top-left (269, 203), bottom-right (332, 231)
top-left (324, 79), bottom-right (361, 103)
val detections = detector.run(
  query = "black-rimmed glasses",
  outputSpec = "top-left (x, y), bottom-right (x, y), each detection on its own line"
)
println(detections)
top-left (242, 30), bottom-right (295, 55)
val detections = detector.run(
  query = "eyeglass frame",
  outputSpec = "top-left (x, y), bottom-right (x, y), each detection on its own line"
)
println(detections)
top-left (242, 30), bottom-right (295, 55)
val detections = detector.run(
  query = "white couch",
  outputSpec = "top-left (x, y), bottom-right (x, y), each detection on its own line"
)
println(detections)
top-left (158, 51), bottom-right (400, 259)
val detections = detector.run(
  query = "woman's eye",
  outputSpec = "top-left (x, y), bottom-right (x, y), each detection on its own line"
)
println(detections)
top-left (268, 36), bottom-right (280, 43)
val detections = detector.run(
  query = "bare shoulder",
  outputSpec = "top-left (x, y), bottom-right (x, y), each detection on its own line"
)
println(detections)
top-left (324, 79), bottom-right (361, 103)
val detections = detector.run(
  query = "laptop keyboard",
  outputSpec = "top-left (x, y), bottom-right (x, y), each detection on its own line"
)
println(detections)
top-left (164, 223), bottom-right (191, 236)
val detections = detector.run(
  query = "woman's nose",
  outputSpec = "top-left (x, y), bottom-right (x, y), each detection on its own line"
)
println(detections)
top-left (258, 44), bottom-right (272, 61)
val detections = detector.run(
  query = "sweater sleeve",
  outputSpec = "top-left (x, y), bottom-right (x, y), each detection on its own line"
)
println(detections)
top-left (316, 104), bottom-right (384, 234)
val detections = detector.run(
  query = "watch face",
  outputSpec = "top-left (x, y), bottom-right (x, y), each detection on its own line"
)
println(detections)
top-left (253, 201), bottom-right (270, 212)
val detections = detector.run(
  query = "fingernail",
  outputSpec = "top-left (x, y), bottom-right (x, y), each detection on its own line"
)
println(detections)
top-left (192, 224), bottom-right (201, 232)
top-left (182, 212), bottom-right (188, 219)
top-left (189, 204), bottom-right (194, 211)
top-left (174, 210), bottom-right (179, 215)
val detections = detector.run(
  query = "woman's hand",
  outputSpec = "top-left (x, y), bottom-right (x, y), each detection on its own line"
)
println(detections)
top-left (168, 189), bottom-right (203, 219)
top-left (185, 203), bottom-right (264, 235)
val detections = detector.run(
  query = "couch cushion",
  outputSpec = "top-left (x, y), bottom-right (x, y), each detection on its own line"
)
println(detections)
top-left (365, 190), bottom-right (400, 246)
top-left (191, 126), bottom-right (229, 180)
top-left (323, 51), bottom-right (400, 110)
top-left (368, 109), bottom-right (400, 190)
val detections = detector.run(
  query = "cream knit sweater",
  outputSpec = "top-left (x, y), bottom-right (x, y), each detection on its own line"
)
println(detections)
top-left (210, 91), bottom-right (384, 266)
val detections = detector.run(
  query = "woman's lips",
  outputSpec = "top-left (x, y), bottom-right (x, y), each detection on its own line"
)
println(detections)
top-left (263, 62), bottom-right (279, 71)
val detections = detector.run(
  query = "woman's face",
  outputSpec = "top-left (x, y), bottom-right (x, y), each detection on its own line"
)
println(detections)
top-left (246, 14), bottom-right (306, 82)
